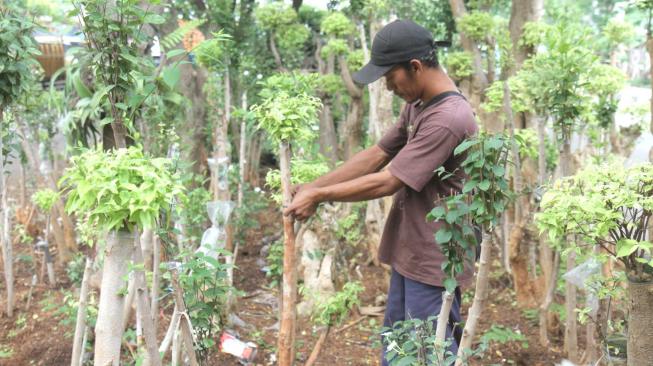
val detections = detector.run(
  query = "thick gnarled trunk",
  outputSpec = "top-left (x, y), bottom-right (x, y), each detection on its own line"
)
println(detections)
top-left (627, 280), bottom-right (653, 366)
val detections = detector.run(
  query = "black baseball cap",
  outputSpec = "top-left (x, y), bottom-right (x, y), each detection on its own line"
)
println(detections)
top-left (352, 20), bottom-right (450, 85)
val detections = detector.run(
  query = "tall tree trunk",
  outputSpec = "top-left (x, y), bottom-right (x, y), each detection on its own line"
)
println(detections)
top-left (540, 252), bottom-right (560, 347)
top-left (337, 56), bottom-right (364, 160)
top-left (0, 108), bottom-right (14, 317)
top-left (315, 38), bottom-right (338, 165)
top-left (508, 0), bottom-right (543, 71)
top-left (277, 140), bottom-right (298, 366)
top-left (238, 91), bottom-right (247, 207)
top-left (448, 0), bottom-right (489, 112)
top-left (179, 63), bottom-right (209, 177)
top-left (627, 280), bottom-right (653, 366)
top-left (133, 230), bottom-right (161, 366)
top-left (456, 232), bottom-right (493, 365)
top-left (94, 231), bottom-right (132, 366)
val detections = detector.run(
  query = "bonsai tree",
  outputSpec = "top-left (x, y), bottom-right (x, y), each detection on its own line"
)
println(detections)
top-left (252, 72), bottom-right (321, 366)
top-left (427, 131), bottom-right (512, 364)
top-left (536, 161), bottom-right (653, 366)
top-left (60, 146), bottom-right (182, 366)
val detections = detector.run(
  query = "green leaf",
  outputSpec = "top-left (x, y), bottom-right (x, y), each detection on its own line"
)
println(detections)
top-left (166, 49), bottom-right (187, 58)
top-left (161, 66), bottom-right (181, 89)
top-left (616, 239), bottom-right (638, 258)
top-left (443, 278), bottom-right (457, 293)
top-left (478, 180), bottom-right (491, 191)
top-left (435, 229), bottom-right (453, 244)
top-left (143, 13), bottom-right (166, 25)
top-left (395, 356), bottom-right (417, 366)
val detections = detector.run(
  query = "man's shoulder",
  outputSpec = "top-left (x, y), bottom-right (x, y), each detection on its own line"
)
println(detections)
top-left (419, 96), bottom-right (478, 137)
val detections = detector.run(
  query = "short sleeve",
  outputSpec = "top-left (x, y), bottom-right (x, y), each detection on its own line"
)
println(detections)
top-left (377, 104), bottom-right (409, 157)
top-left (388, 124), bottom-right (460, 192)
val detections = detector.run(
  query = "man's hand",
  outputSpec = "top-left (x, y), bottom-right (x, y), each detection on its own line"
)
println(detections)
top-left (284, 187), bottom-right (320, 221)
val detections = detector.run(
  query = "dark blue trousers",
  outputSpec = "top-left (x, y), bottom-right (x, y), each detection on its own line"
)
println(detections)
top-left (381, 268), bottom-right (463, 366)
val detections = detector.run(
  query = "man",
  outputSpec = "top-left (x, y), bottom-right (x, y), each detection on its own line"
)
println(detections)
top-left (284, 20), bottom-right (478, 364)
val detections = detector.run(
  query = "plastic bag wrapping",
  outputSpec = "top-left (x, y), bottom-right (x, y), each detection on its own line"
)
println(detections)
top-left (563, 257), bottom-right (602, 313)
top-left (207, 157), bottom-right (231, 192)
top-left (197, 200), bottom-right (235, 261)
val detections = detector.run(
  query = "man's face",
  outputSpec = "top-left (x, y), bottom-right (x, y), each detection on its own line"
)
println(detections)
top-left (384, 62), bottom-right (422, 103)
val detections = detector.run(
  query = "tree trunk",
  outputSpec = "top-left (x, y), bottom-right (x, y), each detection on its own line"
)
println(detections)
top-left (0, 107), bottom-right (14, 317)
top-left (337, 56), bottom-right (364, 160)
top-left (133, 230), bottom-right (161, 366)
top-left (179, 63), bottom-right (209, 177)
top-left (456, 232), bottom-right (492, 365)
top-left (539, 252), bottom-right (560, 347)
top-left (71, 258), bottom-right (92, 366)
top-left (277, 140), bottom-right (298, 366)
top-left (94, 230), bottom-right (132, 366)
top-left (564, 251), bottom-right (578, 362)
top-left (315, 36), bottom-right (338, 166)
top-left (648, 36), bottom-right (653, 137)
top-left (435, 290), bottom-right (454, 359)
top-left (151, 234), bottom-right (160, 332)
top-left (246, 131), bottom-right (263, 188)
top-left (270, 31), bottom-right (287, 72)
top-left (448, 0), bottom-right (489, 112)
top-left (627, 280), bottom-right (653, 366)
top-left (238, 91), bottom-right (248, 207)
top-left (508, 0), bottom-right (543, 71)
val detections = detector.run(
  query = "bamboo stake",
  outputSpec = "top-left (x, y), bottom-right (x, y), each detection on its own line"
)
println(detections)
top-left (277, 140), bottom-right (298, 366)
top-left (171, 270), bottom-right (199, 366)
top-left (456, 232), bottom-right (492, 365)
top-left (71, 258), bottom-right (92, 366)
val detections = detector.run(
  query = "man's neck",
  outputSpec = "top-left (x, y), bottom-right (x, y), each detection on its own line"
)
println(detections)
top-left (419, 69), bottom-right (458, 103)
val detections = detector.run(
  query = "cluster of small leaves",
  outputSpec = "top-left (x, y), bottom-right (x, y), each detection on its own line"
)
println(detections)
top-left (265, 157), bottom-right (330, 204)
top-left (254, 2), bottom-right (298, 31)
top-left (347, 49), bottom-right (365, 71)
top-left (380, 316), bottom-right (456, 366)
top-left (59, 146), bottom-right (183, 233)
top-left (253, 73), bottom-right (322, 145)
top-left (513, 128), bottom-right (559, 172)
top-left (586, 64), bottom-right (626, 129)
top-left (479, 325), bottom-right (528, 350)
top-left (456, 11), bottom-right (496, 42)
top-left (265, 239), bottom-right (284, 287)
top-left (428, 132), bottom-right (512, 292)
top-left (0, 7), bottom-right (41, 107)
top-left (43, 289), bottom-right (98, 338)
top-left (312, 281), bottom-right (363, 326)
top-left (315, 74), bottom-right (344, 96)
top-left (31, 189), bottom-right (60, 212)
top-left (443, 51), bottom-right (474, 80)
top-left (195, 30), bottom-right (233, 71)
top-left (320, 12), bottom-right (354, 37)
top-left (536, 160), bottom-right (653, 281)
top-left (321, 38), bottom-right (349, 58)
top-left (512, 21), bottom-right (597, 140)
top-left (334, 211), bottom-right (364, 245)
top-left (602, 19), bottom-right (635, 48)
top-left (481, 77), bottom-right (529, 115)
top-left (175, 249), bottom-right (238, 356)
top-left (519, 21), bottom-right (551, 48)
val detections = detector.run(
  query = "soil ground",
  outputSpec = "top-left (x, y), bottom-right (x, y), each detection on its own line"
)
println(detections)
top-left (0, 205), bottom-right (565, 366)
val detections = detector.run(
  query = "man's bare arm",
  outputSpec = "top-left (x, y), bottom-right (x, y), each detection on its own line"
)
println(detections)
top-left (304, 145), bottom-right (391, 190)
top-left (284, 170), bottom-right (403, 220)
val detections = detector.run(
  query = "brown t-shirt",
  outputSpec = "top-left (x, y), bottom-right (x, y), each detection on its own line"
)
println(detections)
top-left (377, 93), bottom-right (478, 288)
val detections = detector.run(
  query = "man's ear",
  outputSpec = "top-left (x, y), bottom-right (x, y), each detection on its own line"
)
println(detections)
top-left (409, 59), bottom-right (422, 73)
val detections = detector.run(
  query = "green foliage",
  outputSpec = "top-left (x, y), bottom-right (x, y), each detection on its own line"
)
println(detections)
top-left (42, 290), bottom-right (98, 338)
top-left (254, 2), bottom-right (297, 31)
top-left (276, 23), bottom-right (311, 52)
top-left (481, 77), bottom-right (529, 114)
top-left (60, 146), bottom-right (183, 233)
top-left (31, 189), bottom-right (59, 212)
top-left (321, 38), bottom-right (349, 58)
top-left (257, 72), bottom-right (318, 100)
top-left (380, 316), bottom-right (456, 366)
top-left (66, 253), bottom-right (87, 286)
top-left (586, 64), bottom-right (626, 129)
top-left (334, 210), bottom-right (364, 245)
top-left (320, 12), bottom-right (354, 37)
top-left (513, 128), bottom-right (559, 172)
top-left (195, 30), bottom-right (233, 70)
top-left (253, 73), bottom-right (322, 144)
top-left (443, 51), bottom-right (474, 80)
top-left (347, 49), bottom-right (365, 71)
top-left (315, 74), bottom-right (344, 95)
top-left (428, 133), bottom-right (512, 292)
top-left (312, 282), bottom-right (363, 326)
top-left (603, 19), bottom-right (635, 48)
top-left (265, 158), bottom-right (330, 203)
top-left (457, 11), bottom-right (496, 42)
top-left (519, 21), bottom-right (551, 48)
top-left (176, 250), bottom-right (236, 356)
top-left (480, 325), bottom-right (528, 349)
top-left (0, 7), bottom-right (41, 108)
top-left (265, 239), bottom-right (284, 287)
top-left (513, 21), bottom-right (596, 139)
top-left (536, 161), bottom-right (653, 281)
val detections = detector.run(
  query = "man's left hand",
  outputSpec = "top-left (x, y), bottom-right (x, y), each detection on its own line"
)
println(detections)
top-left (284, 187), bottom-right (320, 221)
